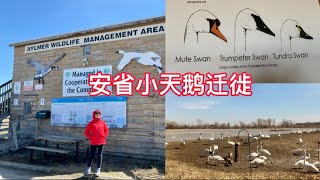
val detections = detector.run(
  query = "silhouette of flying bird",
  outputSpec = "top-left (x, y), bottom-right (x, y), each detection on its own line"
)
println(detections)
top-left (115, 50), bottom-right (162, 74)
top-left (27, 53), bottom-right (66, 84)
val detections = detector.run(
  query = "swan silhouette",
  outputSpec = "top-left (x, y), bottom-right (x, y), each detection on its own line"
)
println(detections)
top-left (27, 53), bottom-right (66, 84)
top-left (280, 19), bottom-right (313, 51)
top-left (115, 50), bottom-right (162, 74)
top-left (234, 8), bottom-right (275, 53)
top-left (184, 9), bottom-right (227, 44)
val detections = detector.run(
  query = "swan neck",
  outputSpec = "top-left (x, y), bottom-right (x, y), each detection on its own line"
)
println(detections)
top-left (185, 28), bottom-right (198, 44)
top-left (234, 24), bottom-right (247, 54)
top-left (281, 31), bottom-right (292, 51)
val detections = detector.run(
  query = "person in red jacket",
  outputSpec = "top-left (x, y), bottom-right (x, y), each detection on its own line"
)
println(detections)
top-left (84, 109), bottom-right (109, 176)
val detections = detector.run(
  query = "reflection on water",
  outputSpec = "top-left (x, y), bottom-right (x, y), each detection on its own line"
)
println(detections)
top-left (165, 128), bottom-right (320, 142)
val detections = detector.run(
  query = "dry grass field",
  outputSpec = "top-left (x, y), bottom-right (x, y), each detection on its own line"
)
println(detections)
top-left (166, 132), bottom-right (320, 179)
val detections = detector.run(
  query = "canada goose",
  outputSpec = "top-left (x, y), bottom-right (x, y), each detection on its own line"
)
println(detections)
top-left (115, 50), bottom-right (162, 74)
top-left (223, 152), bottom-right (233, 166)
top-left (27, 53), bottom-right (66, 84)
top-left (184, 9), bottom-right (227, 44)
top-left (293, 148), bottom-right (305, 156)
top-left (234, 8), bottom-right (275, 53)
top-left (280, 19), bottom-right (313, 51)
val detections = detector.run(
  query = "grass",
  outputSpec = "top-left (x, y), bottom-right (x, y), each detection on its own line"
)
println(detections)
top-left (166, 132), bottom-right (320, 179)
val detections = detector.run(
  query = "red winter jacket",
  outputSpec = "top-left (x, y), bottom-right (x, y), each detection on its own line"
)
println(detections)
top-left (85, 110), bottom-right (109, 145)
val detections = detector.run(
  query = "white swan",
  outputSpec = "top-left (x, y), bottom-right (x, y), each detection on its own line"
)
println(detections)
top-left (280, 19), bottom-right (313, 51)
top-left (184, 9), bottom-right (227, 44)
top-left (247, 146), bottom-right (259, 160)
top-left (234, 8), bottom-right (275, 53)
top-left (209, 134), bottom-right (215, 142)
top-left (250, 137), bottom-right (259, 141)
top-left (298, 134), bottom-right (303, 145)
top-left (293, 159), bottom-right (304, 169)
top-left (206, 154), bottom-right (225, 166)
top-left (297, 153), bottom-right (310, 161)
top-left (200, 146), bottom-right (212, 157)
top-left (115, 50), bottom-right (162, 74)
top-left (213, 145), bottom-right (218, 153)
top-left (313, 162), bottom-right (320, 168)
top-left (302, 149), bottom-right (319, 173)
top-left (251, 157), bottom-right (266, 167)
top-left (258, 144), bottom-right (271, 156)
top-left (180, 138), bottom-right (186, 149)
top-left (227, 136), bottom-right (235, 147)
top-left (197, 133), bottom-right (202, 142)
top-left (171, 132), bottom-right (176, 139)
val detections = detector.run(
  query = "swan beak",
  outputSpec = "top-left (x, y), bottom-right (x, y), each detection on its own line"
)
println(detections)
top-left (115, 50), bottom-right (119, 53)
top-left (297, 26), bottom-right (313, 40)
top-left (208, 19), bottom-right (227, 43)
top-left (251, 14), bottom-right (275, 37)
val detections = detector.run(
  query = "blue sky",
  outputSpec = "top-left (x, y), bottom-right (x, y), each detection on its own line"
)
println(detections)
top-left (166, 84), bottom-right (320, 124)
top-left (0, 0), bottom-right (164, 85)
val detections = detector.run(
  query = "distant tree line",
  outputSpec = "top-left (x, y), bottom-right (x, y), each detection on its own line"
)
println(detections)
top-left (166, 118), bottom-right (319, 129)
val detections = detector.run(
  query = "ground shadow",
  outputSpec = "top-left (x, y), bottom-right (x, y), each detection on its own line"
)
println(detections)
top-left (0, 148), bottom-right (165, 179)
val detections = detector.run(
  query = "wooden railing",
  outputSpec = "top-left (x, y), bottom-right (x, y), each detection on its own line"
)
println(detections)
top-left (0, 80), bottom-right (12, 117)
top-left (0, 80), bottom-right (12, 141)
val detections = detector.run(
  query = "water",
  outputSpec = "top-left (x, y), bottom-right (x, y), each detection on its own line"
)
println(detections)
top-left (165, 128), bottom-right (320, 142)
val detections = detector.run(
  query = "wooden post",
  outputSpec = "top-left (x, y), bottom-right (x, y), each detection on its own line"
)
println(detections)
top-left (35, 118), bottom-right (38, 145)
top-left (234, 143), bottom-right (239, 162)
top-left (12, 121), bottom-right (18, 150)
top-left (318, 136), bottom-right (320, 168)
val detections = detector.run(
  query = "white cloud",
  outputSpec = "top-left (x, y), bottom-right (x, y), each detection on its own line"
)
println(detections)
top-left (178, 100), bottom-right (218, 110)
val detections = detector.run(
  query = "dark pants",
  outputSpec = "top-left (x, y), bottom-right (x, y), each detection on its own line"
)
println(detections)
top-left (87, 145), bottom-right (104, 168)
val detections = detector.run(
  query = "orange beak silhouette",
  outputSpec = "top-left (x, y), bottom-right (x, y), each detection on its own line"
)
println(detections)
top-left (207, 18), bottom-right (227, 43)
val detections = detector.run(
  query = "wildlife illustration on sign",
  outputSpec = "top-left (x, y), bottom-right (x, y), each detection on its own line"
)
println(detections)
top-left (27, 53), bottom-right (66, 84)
top-left (184, 9), bottom-right (228, 44)
top-left (115, 50), bottom-right (163, 74)
top-left (280, 19), bottom-right (313, 51)
top-left (234, 8), bottom-right (275, 53)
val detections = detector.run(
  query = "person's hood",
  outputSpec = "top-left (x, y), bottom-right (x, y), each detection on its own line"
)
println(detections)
top-left (92, 109), bottom-right (101, 121)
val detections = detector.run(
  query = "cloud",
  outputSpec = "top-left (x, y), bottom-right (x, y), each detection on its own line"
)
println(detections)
top-left (178, 100), bottom-right (217, 110)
